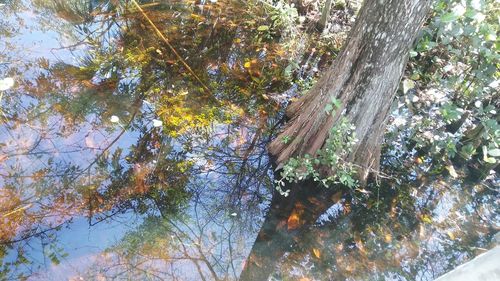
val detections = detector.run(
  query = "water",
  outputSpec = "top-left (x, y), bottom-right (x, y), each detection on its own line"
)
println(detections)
top-left (0, 1), bottom-right (498, 280)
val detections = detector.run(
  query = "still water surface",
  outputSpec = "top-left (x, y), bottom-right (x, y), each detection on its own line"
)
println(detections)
top-left (0, 1), bottom-right (498, 280)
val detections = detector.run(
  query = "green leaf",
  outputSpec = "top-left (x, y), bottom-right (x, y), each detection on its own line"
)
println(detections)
top-left (460, 144), bottom-right (476, 159)
top-left (487, 148), bottom-right (500, 157)
top-left (257, 25), bottom-right (269, 31)
top-left (440, 12), bottom-right (459, 23)
top-left (403, 79), bottom-right (415, 94)
top-left (464, 9), bottom-right (477, 19)
top-left (440, 103), bottom-right (463, 123)
top-left (325, 104), bottom-right (333, 114)
top-left (331, 97), bottom-right (341, 109)
top-left (482, 146), bottom-right (497, 163)
top-left (484, 157), bottom-right (496, 163)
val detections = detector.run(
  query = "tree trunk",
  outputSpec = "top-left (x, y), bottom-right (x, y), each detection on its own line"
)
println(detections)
top-left (239, 178), bottom-right (345, 281)
top-left (317, 0), bottom-right (333, 31)
top-left (269, 0), bottom-right (431, 183)
top-left (240, 0), bottom-right (431, 280)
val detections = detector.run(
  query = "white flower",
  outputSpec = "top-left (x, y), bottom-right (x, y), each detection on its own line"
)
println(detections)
top-left (230, 212), bottom-right (237, 217)
top-left (110, 115), bottom-right (120, 123)
top-left (0, 77), bottom-right (14, 91)
top-left (152, 119), bottom-right (163, 127)
top-left (474, 100), bottom-right (482, 108)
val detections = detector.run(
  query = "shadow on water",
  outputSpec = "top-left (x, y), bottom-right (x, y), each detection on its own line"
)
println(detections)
top-left (0, 1), bottom-right (498, 280)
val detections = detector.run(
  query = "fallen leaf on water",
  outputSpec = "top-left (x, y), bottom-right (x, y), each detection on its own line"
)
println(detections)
top-left (385, 233), bottom-right (392, 243)
top-left (287, 213), bottom-right (300, 230)
top-left (110, 115), bottom-right (120, 123)
top-left (0, 77), bottom-right (14, 91)
top-left (312, 248), bottom-right (321, 259)
top-left (446, 165), bottom-right (458, 178)
top-left (415, 157), bottom-right (424, 164)
top-left (152, 119), bottom-right (163, 127)
top-left (421, 214), bottom-right (432, 223)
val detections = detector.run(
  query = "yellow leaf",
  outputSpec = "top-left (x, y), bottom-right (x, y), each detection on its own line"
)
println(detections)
top-left (287, 213), bottom-right (300, 230)
top-left (244, 61), bottom-right (251, 68)
top-left (385, 233), bottom-right (392, 243)
top-left (312, 248), bottom-right (321, 259)
top-left (421, 214), bottom-right (432, 223)
top-left (447, 231), bottom-right (455, 240)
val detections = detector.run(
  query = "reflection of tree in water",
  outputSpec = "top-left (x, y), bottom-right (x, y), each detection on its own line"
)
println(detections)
top-left (0, 0), bottom-right (289, 279)
top-left (69, 118), bottom-right (279, 280)
top-left (0, 0), bottom-right (498, 280)
top-left (260, 172), bottom-right (497, 280)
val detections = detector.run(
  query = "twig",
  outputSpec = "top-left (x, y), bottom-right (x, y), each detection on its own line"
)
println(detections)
top-left (129, 0), bottom-right (213, 96)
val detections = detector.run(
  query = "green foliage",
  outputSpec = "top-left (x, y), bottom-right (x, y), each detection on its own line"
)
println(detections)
top-left (397, 0), bottom-right (499, 169)
top-left (281, 135), bottom-right (291, 144)
top-left (325, 97), bottom-right (342, 114)
top-left (440, 102), bottom-right (464, 123)
top-left (265, 0), bottom-right (299, 37)
top-left (276, 113), bottom-right (359, 196)
top-left (254, 0), bottom-right (301, 47)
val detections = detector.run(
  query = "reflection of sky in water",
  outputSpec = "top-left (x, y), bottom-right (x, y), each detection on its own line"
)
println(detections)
top-left (1, 7), bottom-right (77, 64)
top-left (28, 212), bottom-right (143, 280)
top-left (0, 1), bottom-right (498, 280)
top-left (2, 14), bottom-right (271, 275)
top-left (1, 2), bottom-right (150, 278)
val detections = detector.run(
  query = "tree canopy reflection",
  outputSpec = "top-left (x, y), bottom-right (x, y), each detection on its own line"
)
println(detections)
top-left (0, 0), bottom-right (498, 280)
top-left (1, 0), bottom-right (288, 279)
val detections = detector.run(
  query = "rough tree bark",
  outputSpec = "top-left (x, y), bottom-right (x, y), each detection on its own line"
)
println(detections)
top-left (240, 0), bottom-right (431, 280)
top-left (269, 0), bottom-right (431, 182)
